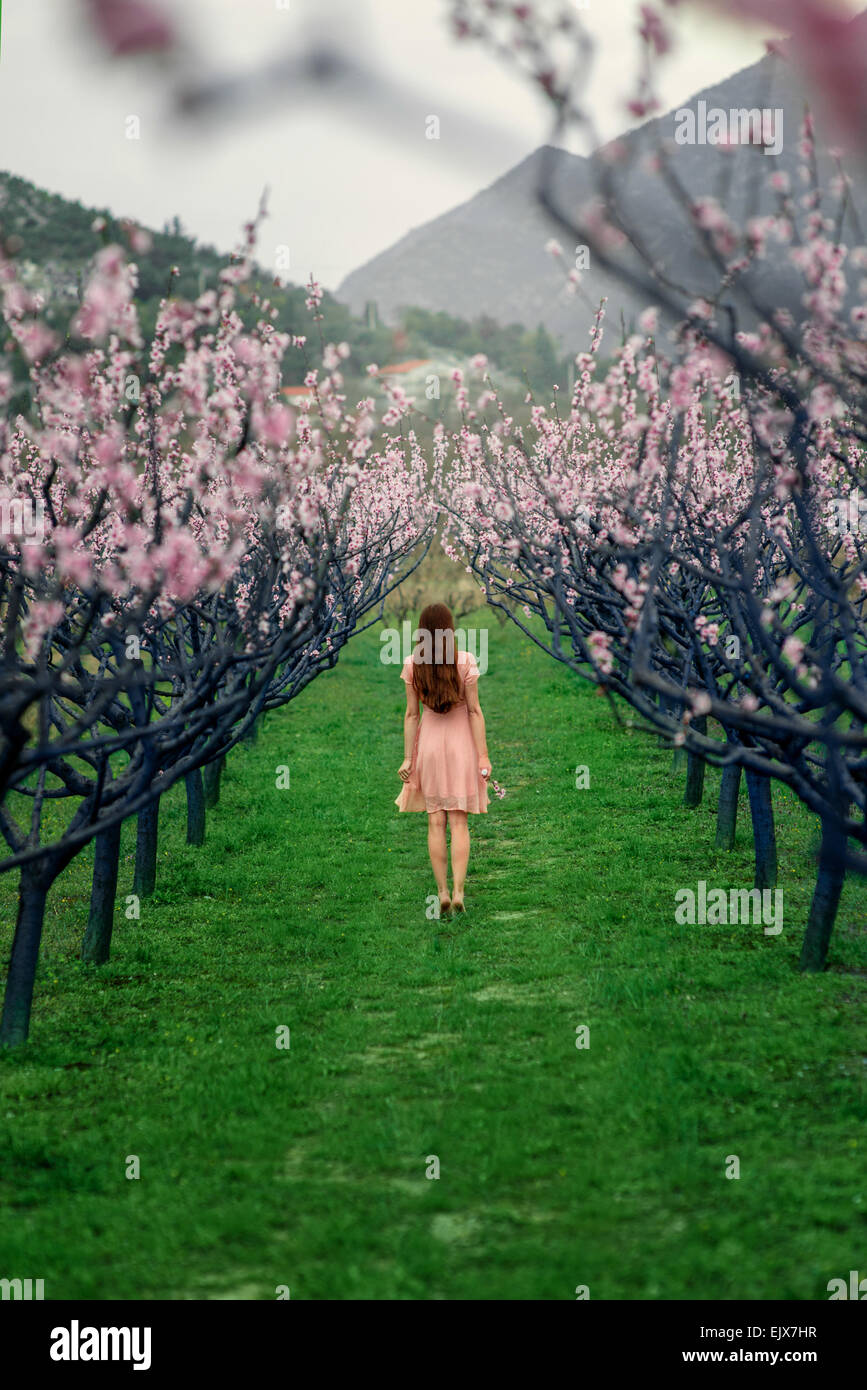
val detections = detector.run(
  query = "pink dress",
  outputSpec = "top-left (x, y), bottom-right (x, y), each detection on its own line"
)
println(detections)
top-left (395, 649), bottom-right (489, 814)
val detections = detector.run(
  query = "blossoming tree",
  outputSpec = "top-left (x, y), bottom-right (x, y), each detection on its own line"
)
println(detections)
top-left (0, 223), bottom-right (431, 1045)
top-left (441, 0), bottom-right (867, 970)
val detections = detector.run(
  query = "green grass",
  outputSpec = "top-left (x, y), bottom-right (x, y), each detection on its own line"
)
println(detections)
top-left (1, 609), bottom-right (865, 1300)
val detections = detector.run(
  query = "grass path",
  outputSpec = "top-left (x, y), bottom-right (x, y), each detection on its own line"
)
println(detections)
top-left (1, 611), bottom-right (865, 1299)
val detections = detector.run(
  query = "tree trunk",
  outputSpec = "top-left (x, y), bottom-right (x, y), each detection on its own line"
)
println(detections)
top-left (203, 755), bottom-right (225, 810)
top-left (683, 716), bottom-right (707, 807)
top-left (746, 770), bottom-right (777, 890)
top-left (0, 866), bottom-right (51, 1047)
top-left (715, 762), bottom-right (742, 851)
top-left (799, 813), bottom-right (847, 972)
top-left (185, 769), bottom-right (205, 846)
top-left (241, 714), bottom-right (260, 746)
top-left (657, 690), bottom-right (672, 746)
top-left (134, 796), bottom-right (160, 898)
top-left (82, 821), bottom-right (122, 965)
top-left (668, 688), bottom-right (686, 768)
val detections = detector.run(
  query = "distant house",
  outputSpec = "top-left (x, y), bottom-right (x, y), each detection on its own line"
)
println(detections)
top-left (282, 383), bottom-right (315, 410)
top-left (378, 359), bottom-right (432, 378)
top-left (281, 353), bottom-right (514, 410)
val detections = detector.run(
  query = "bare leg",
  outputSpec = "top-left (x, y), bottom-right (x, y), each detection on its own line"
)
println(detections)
top-left (427, 810), bottom-right (449, 905)
top-left (448, 809), bottom-right (470, 907)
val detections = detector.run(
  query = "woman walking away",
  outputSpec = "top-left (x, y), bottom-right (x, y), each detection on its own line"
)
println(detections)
top-left (396, 602), bottom-right (491, 915)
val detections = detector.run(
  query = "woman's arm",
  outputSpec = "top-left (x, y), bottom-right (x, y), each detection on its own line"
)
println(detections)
top-left (398, 682), bottom-right (420, 781)
top-left (464, 682), bottom-right (491, 778)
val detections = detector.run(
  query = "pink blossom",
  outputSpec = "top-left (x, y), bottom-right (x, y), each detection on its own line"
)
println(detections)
top-left (23, 601), bottom-right (64, 659)
top-left (260, 404), bottom-right (296, 448)
top-left (639, 5), bottom-right (671, 55)
top-left (587, 629), bottom-right (614, 675)
top-left (86, 0), bottom-right (173, 55)
top-left (782, 635), bottom-right (805, 666)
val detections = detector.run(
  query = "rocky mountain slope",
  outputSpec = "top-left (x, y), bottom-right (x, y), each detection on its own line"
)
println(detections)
top-left (338, 32), bottom-right (867, 352)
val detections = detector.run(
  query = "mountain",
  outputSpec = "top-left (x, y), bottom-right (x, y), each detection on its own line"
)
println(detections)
top-left (337, 32), bottom-right (867, 353)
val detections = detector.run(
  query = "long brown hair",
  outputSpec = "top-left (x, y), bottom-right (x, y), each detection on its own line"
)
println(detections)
top-left (410, 603), bottom-right (464, 713)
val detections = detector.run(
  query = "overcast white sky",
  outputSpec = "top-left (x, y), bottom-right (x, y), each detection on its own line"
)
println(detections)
top-left (0, 0), bottom-right (855, 291)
